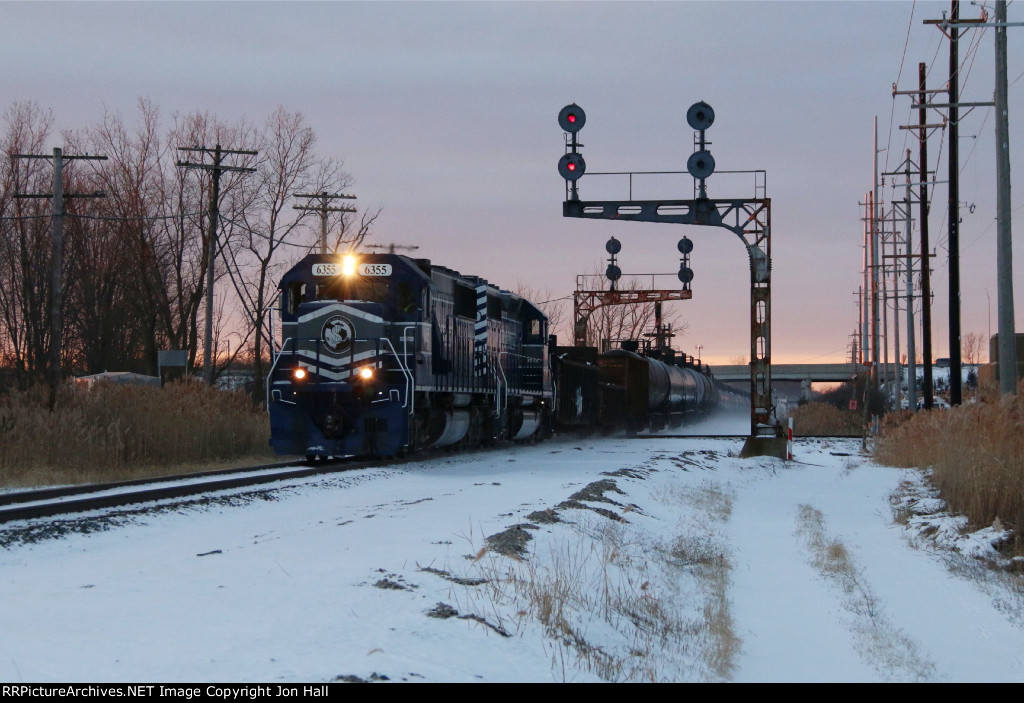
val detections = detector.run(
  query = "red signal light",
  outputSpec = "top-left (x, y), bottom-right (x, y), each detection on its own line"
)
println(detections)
top-left (558, 153), bottom-right (585, 181)
top-left (558, 104), bottom-right (586, 133)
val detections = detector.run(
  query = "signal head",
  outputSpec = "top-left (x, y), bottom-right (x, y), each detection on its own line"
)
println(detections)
top-left (605, 264), bottom-right (622, 282)
top-left (686, 101), bottom-right (715, 131)
top-left (678, 267), bottom-right (694, 284)
top-left (558, 152), bottom-right (586, 181)
top-left (558, 104), bottom-right (586, 133)
top-left (687, 150), bottom-right (715, 180)
top-left (605, 237), bottom-right (622, 255)
top-left (677, 237), bottom-right (693, 255)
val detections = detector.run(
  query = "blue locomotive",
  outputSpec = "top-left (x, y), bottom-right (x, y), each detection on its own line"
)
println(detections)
top-left (267, 253), bottom-right (551, 458)
top-left (267, 252), bottom-right (743, 459)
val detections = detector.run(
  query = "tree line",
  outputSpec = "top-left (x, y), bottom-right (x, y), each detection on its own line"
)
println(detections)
top-left (0, 99), bottom-right (377, 399)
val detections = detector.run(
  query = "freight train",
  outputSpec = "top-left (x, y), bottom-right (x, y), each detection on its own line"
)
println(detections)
top-left (266, 253), bottom-right (738, 459)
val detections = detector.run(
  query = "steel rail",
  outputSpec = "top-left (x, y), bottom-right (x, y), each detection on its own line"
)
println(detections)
top-left (0, 458), bottom-right (369, 525)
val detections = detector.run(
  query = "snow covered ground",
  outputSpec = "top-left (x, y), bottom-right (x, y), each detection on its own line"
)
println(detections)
top-left (1, 422), bottom-right (1022, 683)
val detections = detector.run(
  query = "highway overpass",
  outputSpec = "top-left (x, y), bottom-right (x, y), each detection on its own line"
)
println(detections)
top-left (709, 363), bottom-right (898, 383)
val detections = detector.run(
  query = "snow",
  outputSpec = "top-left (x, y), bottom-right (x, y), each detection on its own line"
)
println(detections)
top-left (1, 427), bottom-right (1023, 683)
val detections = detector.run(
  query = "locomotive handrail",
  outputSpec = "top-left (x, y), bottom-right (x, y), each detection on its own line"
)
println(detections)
top-left (494, 350), bottom-right (545, 420)
top-left (497, 350), bottom-right (545, 392)
top-left (494, 351), bottom-right (508, 422)
top-left (266, 337), bottom-right (296, 409)
top-left (400, 325), bottom-right (417, 417)
top-left (380, 334), bottom-right (413, 412)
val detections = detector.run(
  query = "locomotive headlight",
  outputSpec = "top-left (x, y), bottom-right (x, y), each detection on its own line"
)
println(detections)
top-left (293, 367), bottom-right (308, 381)
top-left (358, 366), bottom-right (374, 381)
top-left (342, 254), bottom-right (357, 276)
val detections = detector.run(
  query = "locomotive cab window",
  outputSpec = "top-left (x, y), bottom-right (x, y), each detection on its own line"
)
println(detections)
top-left (525, 318), bottom-right (546, 343)
top-left (453, 284), bottom-right (475, 319)
top-left (285, 282), bottom-right (306, 316)
top-left (487, 294), bottom-right (502, 320)
top-left (398, 282), bottom-right (416, 313)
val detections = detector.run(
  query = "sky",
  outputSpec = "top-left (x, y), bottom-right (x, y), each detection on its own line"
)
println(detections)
top-left (2, 432), bottom-right (1022, 682)
top-left (1, 1), bottom-right (1021, 364)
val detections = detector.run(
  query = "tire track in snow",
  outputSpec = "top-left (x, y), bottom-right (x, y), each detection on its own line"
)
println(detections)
top-left (795, 504), bottom-right (938, 682)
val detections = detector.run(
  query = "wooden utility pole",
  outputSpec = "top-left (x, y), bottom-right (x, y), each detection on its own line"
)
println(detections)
top-left (13, 148), bottom-right (106, 408)
top-left (917, 63), bottom-right (936, 409)
top-left (947, 0), bottom-right (964, 404)
top-left (177, 144), bottom-right (257, 385)
top-left (292, 191), bottom-right (357, 253)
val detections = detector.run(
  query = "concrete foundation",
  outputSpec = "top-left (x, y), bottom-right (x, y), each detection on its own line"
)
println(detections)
top-left (739, 436), bottom-right (788, 460)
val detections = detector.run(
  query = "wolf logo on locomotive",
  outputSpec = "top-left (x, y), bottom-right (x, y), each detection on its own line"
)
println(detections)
top-left (267, 252), bottom-right (736, 460)
top-left (321, 315), bottom-right (354, 355)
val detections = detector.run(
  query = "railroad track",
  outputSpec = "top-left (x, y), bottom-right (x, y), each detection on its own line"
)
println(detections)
top-left (0, 457), bottom-right (375, 525)
top-left (0, 433), bottom-right (840, 526)
top-left (0, 439), bottom-right (533, 526)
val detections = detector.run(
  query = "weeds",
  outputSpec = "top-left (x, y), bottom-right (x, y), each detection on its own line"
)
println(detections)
top-left (451, 475), bottom-right (740, 682)
top-left (0, 380), bottom-right (273, 487)
top-left (786, 402), bottom-right (862, 437)
top-left (875, 382), bottom-right (1024, 554)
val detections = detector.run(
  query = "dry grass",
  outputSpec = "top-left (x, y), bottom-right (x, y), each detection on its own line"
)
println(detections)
top-left (786, 402), bottom-right (863, 437)
top-left (0, 381), bottom-right (274, 487)
top-left (490, 523), bottom-right (736, 682)
top-left (875, 384), bottom-right (1024, 547)
top-left (455, 476), bottom-right (741, 682)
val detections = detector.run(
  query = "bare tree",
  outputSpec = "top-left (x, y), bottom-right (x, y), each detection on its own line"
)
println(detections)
top-left (329, 206), bottom-right (381, 254)
top-left (579, 270), bottom-right (687, 352)
top-left (513, 282), bottom-right (570, 343)
top-left (962, 331), bottom-right (985, 365)
top-left (0, 100), bottom-right (368, 395)
top-left (223, 106), bottom-right (356, 398)
top-left (159, 110), bottom-right (260, 373)
top-left (0, 101), bottom-right (55, 387)
top-left (61, 99), bottom-right (167, 374)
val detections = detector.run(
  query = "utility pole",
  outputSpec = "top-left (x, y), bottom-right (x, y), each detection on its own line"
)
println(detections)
top-left (861, 215), bottom-right (870, 366)
top-left (178, 144), bottom-right (257, 386)
top-left (873, 118), bottom-right (886, 406)
top-left (13, 148), bottom-right (107, 408)
top-left (918, 64), bottom-right (935, 409)
top-left (995, 0), bottom-right (1016, 393)
top-left (925, 1), bottom-right (1017, 394)
top-left (947, 0), bottom-right (964, 404)
top-left (854, 288), bottom-right (864, 365)
top-left (889, 204), bottom-right (902, 412)
top-left (876, 202), bottom-right (898, 408)
top-left (860, 188), bottom-right (882, 414)
top-left (899, 151), bottom-right (919, 411)
top-left (292, 191), bottom-right (357, 253)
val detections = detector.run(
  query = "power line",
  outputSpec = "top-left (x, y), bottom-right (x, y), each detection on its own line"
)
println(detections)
top-left (11, 147), bottom-right (107, 409)
top-left (177, 144), bottom-right (257, 385)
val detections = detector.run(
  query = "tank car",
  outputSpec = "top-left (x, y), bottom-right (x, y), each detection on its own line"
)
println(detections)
top-left (267, 253), bottom-right (552, 459)
top-left (550, 340), bottom-right (732, 435)
top-left (597, 346), bottom-right (718, 432)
